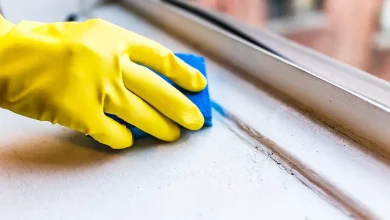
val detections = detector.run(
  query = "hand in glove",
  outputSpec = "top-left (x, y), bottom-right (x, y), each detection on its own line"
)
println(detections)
top-left (0, 15), bottom-right (207, 149)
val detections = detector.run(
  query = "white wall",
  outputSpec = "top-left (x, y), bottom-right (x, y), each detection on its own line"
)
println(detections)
top-left (381, 0), bottom-right (390, 31)
top-left (0, 0), bottom-right (105, 23)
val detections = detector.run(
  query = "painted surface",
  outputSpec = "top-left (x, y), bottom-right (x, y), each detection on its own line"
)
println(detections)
top-left (0, 4), bottom-right (348, 220)
top-left (122, 1), bottom-right (390, 218)
top-left (0, 110), bottom-right (347, 220)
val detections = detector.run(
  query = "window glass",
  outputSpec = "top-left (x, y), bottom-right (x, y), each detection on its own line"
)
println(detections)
top-left (192, 0), bottom-right (390, 82)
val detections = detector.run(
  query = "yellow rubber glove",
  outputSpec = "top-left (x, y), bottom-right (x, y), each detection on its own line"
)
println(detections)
top-left (0, 15), bottom-right (207, 149)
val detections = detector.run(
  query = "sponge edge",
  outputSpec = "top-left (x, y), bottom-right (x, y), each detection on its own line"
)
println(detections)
top-left (107, 53), bottom-right (212, 140)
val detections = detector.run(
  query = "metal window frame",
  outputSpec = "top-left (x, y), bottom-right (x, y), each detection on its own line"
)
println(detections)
top-left (120, 0), bottom-right (390, 155)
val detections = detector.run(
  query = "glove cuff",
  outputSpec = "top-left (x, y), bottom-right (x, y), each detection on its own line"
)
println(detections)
top-left (0, 14), bottom-right (14, 37)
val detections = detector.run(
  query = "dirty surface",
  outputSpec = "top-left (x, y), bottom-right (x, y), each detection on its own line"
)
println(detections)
top-left (0, 109), bottom-right (348, 220)
top-left (0, 3), bottom-right (350, 220)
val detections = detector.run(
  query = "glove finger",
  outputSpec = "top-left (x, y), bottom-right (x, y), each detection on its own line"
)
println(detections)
top-left (127, 37), bottom-right (207, 92)
top-left (121, 56), bottom-right (204, 130)
top-left (0, 14), bottom-right (14, 37)
top-left (104, 87), bottom-right (181, 142)
top-left (89, 114), bottom-right (134, 149)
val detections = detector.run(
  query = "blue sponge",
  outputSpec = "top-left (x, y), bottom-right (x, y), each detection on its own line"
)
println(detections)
top-left (107, 53), bottom-right (212, 139)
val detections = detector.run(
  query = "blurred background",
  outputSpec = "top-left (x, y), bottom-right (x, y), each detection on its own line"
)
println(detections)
top-left (193, 0), bottom-right (390, 82)
top-left (1, 0), bottom-right (390, 82)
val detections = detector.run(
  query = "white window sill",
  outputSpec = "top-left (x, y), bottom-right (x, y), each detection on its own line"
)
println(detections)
top-left (0, 1), bottom-right (388, 219)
